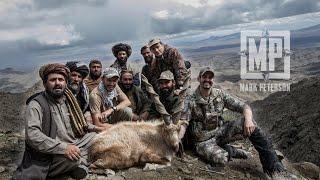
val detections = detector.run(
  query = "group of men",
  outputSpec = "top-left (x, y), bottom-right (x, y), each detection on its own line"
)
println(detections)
top-left (13, 38), bottom-right (289, 179)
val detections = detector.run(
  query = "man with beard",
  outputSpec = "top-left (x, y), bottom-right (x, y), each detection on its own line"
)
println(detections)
top-left (66, 61), bottom-right (90, 112)
top-left (65, 61), bottom-right (105, 134)
top-left (148, 38), bottom-right (189, 89)
top-left (110, 43), bottom-right (133, 74)
top-left (89, 67), bottom-right (132, 128)
top-left (13, 63), bottom-right (96, 180)
top-left (183, 67), bottom-right (292, 178)
top-left (141, 45), bottom-right (157, 90)
top-left (119, 70), bottom-right (150, 121)
top-left (84, 59), bottom-right (102, 92)
top-left (148, 70), bottom-right (188, 141)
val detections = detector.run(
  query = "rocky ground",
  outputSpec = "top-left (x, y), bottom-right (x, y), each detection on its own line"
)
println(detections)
top-left (0, 79), bottom-right (319, 179)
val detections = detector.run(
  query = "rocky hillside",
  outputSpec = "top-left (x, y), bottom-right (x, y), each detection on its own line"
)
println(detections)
top-left (0, 81), bottom-right (43, 133)
top-left (252, 76), bottom-right (320, 166)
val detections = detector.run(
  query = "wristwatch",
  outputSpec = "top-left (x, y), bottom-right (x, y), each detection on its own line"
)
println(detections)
top-left (112, 106), bottom-right (117, 112)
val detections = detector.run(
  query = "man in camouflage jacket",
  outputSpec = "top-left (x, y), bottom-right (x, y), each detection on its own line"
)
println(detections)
top-left (148, 38), bottom-right (189, 90)
top-left (184, 67), bottom-right (286, 176)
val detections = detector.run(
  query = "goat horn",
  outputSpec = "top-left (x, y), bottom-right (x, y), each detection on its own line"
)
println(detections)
top-left (163, 115), bottom-right (172, 125)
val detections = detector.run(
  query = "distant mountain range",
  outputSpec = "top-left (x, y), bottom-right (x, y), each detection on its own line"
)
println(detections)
top-left (0, 68), bottom-right (26, 75)
top-left (180, 23), bottom-right (320, 54)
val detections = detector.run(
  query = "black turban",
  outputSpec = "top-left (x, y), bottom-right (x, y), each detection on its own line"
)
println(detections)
top-left (112, 43), bottom-right (132, 58)
top-left (65, 61), bottom-right (89, 78)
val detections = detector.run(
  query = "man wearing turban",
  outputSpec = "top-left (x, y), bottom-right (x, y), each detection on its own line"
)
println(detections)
top-left (66, 61), bottom-right (90, 112)
top-left (110, 43), bottom-right (132, 74)
top-left (13, 63), bottom-right (96, 180)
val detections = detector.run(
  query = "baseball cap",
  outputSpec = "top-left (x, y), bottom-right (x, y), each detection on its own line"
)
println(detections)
top-left (158, 70), bottom-right (174, 81)
top-left (148, 38), bottom-right (161, 48)
top-left (199, 67), bottom-right (214, 77)
top-left (102, 67), bottom-right (119, 78)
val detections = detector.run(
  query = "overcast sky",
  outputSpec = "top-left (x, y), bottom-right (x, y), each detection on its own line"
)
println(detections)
top-left (0, 0), bottom-right (320, 69)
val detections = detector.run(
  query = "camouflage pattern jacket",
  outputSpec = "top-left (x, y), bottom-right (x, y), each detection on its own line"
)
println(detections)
top-left (187, 86), bottom-right (246, 142)
top-left (154, 45), bottom-right (188, 88)
top-left (142, 64), bottom-right (158, 91)
top-left (149, 90), bottom-right (185, 122)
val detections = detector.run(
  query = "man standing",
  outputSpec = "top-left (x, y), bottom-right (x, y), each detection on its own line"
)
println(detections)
top-left (14, 63), bottom-right (95, 180)
top-left (141, 45), bottom-right (157, 89)
top-left (89, 67), bottom-right (132, 128)
top-left (148, 38), bottom-right (189, 89)
top-left (184, 67), bottom-right (288, 177)
top-left (84, 59), bottom-right (102, 93)
top-left (118, 70), bottom-right (150, 121)
top-left (110, 43), bottom-right (132, 73)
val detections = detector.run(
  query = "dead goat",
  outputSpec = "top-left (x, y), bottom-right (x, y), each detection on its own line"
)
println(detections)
top-left (88, 121), bottom-right (181, 170)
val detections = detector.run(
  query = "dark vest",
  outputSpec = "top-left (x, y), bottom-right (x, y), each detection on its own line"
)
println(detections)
top-left (13, 92), bottom-right (57, 180)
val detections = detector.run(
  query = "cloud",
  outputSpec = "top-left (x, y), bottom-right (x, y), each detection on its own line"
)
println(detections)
top-left (150, 0), bottom-right (320, 34)
top-left (0, 0), bottom-right (319, 69)
top-left (0, 24), bottom-right (82, 46)
top-left (33, 0), bottom-right (109, 9)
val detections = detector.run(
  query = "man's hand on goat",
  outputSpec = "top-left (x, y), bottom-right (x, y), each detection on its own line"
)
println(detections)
top-left (101, 109), bottom-right (114, 120)
top-left (65, 144), bottom-right (81, 161)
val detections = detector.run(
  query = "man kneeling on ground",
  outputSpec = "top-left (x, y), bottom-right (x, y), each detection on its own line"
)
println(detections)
top-left (89, 67), bottom-right (132, 128)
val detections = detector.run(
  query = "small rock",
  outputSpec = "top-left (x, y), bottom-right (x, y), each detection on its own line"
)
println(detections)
top-left (275, 150), bottom-right (284, 161)
top-left (143, 163), bottom-right (168, 171)
top-left (0, 166), bottom-right (5, 173)
top-left (292, 161), bottom-right (320, 179)
top-left (245, 172), bottom-right (250, 179)
top-left (93, 168), bottom-right (115, 176)
top-left (143, 163), bottom-right (157, 171)
top-left (105, 169), bottom-right (116, 176)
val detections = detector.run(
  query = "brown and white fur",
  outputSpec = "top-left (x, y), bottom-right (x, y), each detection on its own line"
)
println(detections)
top-left (88, 121), bottom-right (180, 170)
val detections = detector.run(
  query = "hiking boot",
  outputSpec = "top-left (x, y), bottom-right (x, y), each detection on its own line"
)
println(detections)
top-left (231, 149), bottom-right (251, 160)
top-left (70, 165), bottom-right (88, 180)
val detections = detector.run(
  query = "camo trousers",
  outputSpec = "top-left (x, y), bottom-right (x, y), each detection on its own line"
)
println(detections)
top-left (195, 118), bottom-right (284, 173)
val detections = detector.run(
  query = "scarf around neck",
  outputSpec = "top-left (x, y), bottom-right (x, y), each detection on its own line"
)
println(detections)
top-left (98, 82), bottom-right (118, 108)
